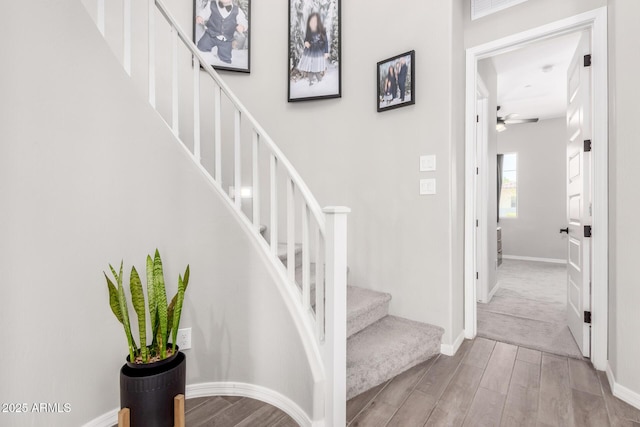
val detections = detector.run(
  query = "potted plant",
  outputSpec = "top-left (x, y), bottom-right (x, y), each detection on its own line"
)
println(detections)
top-left (105, 249), bottom-right (190, 427)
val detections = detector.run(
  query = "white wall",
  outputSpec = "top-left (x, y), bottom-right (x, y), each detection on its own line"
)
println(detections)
top-left (0, 1), bottom-right (318, 425)
top-left (464, 0), bottom-right (608, 48)
top-left (478, 58), bottom-right (499, 299)
top-left (497, 118), bottom-right (568, 261)
top-left (131, 0), bottom-right (467, 346)
top-left (608, 0), bottom-right (640, 399)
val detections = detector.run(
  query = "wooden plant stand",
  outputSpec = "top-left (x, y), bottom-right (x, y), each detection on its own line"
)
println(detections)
top-left (117, 394), bottom-right (185, 427)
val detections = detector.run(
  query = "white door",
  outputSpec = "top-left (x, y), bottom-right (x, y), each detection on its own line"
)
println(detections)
top-left (566, 30), bottom-right (592, 358)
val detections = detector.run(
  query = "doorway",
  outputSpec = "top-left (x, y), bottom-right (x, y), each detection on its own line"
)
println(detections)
top-left (464, 7), bottom-right (608, 370)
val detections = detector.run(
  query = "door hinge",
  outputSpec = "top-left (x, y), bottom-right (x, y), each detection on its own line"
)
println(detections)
top-left (584, 139), bottom-right (592, 152)
top-left (476, 115), bottom-right (479, 123)
top-left (476, 272), bottom-right (479, 280)
top-left (476, 219), bottom-right (479, 227)
top-left (476, 167), bottom-right (479, 175)
top-left (584, 311), bottom-right (592, 324)
top-left (584, 54), bottom-right (592, 67)
top-left (584, 225), bottom-right (592, 238)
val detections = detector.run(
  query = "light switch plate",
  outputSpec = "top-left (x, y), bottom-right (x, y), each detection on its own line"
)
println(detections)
top-left (420, 155), bottom-right (436, 172)
top-left (420, 179), bottom-right (436, 195)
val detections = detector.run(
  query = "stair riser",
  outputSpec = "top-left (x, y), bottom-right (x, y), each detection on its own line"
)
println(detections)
top-left (347, 300), bottom-right (390, 338)
top-left (346, 348), bottom-right (439, 400)
top-left (346, 315), bottom-right (445, 401)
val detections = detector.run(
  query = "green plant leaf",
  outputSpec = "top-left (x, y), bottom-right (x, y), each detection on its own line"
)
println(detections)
top-left (117, 273), bottom-right (136, 363)
top-left (183, 265), bottom-right (190, 291)
top-left (167, 297), bottom-right (175, 348)
top-left (153, 249), bottom-right (168, 359)
top-left (109, 262), bottom-right (122, 287)
top-left (130, 266), bottom-right (148, 362)
top-left (167, 265), bottom-right (190, 350)
top-left (172, 272), bottom-right (187, 353)
top-left (105, 273), bottom-right (123, 324)
top-left (146, 255), bottom-right (157, 340)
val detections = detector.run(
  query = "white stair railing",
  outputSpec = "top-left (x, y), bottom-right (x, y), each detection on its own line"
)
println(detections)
top-left (86, 0), bottom-right (348, 424)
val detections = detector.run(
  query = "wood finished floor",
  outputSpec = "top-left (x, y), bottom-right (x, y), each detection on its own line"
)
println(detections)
top-left (112, 395), bottom-right (298, 427)
top-left (183, 396), bottom-right (298, 426)
top-left (347, 338), bottom-right (640, 427)
top-left (118, 338), bottom-right (640, 426)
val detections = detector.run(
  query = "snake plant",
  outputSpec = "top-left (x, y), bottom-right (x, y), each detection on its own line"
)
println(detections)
top-left (105, 249), bottom-right (190, 364)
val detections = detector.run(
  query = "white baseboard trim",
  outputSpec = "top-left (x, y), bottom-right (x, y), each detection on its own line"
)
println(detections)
top-left (479, 281), bottom-right (501, 304)
top-left (606, 363), bottom-right (640, 411)
top-left (187, 382), bottom-right (314, 426)
top-left (487, 280), bottom-right (501, 302)
top-left (441, 330), bottom-right (466, 356)
top-left (81, 408), bottom-right (120, 427)
top-left (502, 255), bottom-right (567, 264)
top-left (81, 382), bottom-right (316, 427)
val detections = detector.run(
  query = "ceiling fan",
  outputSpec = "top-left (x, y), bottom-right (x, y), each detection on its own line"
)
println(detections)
top-left (496, 106), bottom-right (539, 132)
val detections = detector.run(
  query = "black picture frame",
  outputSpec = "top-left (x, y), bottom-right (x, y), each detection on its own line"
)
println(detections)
top-left (377, 50), bottom-right (415, 112)
top-left (193, 0), bottom-right (251, 73)
top-left (288, 0), bottom-right (341, 102)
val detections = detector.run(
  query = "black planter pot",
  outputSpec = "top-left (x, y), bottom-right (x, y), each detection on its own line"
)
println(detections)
top-left (120, 351), bottom-right (186, 427)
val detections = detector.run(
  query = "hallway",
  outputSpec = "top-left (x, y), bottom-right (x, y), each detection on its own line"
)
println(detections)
top-left (477, 259), bottom-right (581, 358)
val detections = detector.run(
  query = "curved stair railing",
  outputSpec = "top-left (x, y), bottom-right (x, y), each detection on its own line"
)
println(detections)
top-left (85, 0), bottom-right (348, 424)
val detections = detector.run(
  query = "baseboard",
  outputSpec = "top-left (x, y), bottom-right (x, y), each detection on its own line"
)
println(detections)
top-left (187, 382), bottom-right (315, 426)
top-left (606, 362), bottom-right (640, 410)
top-left (80, 408), bottom-right (120, 427)
top-left (502, 255), bottom-right (567, 264)
top-left (441, 330), bottom-right (466, 356)
top-left (81, 382), bottom-right (316, 427)
top-left (487, 280), bottom-right (501, 302)
top-left (478, 281), bottom-right (500, 304)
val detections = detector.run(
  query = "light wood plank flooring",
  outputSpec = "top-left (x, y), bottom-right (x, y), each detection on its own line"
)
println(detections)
top-left (112, 396), bottom-right (297, 427)
top-left (183, 396), bottom-right (298, 426)
top-left (347, 338), bottom-right (640, 426)
top-left (117, 338), bottom-right (640, 426)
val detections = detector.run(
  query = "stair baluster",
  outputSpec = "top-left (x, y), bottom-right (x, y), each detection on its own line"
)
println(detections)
top-left (85, 0), bottom-right (350, 424)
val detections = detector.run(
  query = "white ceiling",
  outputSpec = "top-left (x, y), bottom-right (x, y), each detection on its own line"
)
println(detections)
top-left (491, 31), bottom-right (581, 121)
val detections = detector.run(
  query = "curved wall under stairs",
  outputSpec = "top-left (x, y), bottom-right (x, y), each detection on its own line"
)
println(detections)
top-left (0, 1), bottom-right (320, 425)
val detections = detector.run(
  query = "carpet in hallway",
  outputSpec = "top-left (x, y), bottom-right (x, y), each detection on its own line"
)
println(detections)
top-left (477, 259), bottom-right (583, 358)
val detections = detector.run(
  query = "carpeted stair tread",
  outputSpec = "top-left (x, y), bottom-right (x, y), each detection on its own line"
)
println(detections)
top-left (277, 243), bottom-right (302, 268)
top-left (347, 286), bottom-right (392, 338)
top-left (347, 315), bottom-right (444, 400)
top-left (295, 263), bottom-right (317, 307)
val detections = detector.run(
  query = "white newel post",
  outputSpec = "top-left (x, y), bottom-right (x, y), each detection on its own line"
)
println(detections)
top-left (323, 206), bottom-right (350, 427)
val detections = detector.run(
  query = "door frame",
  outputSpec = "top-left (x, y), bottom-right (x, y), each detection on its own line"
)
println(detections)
top-left (475, 79), bottom-right (490, 304)
top-left (464, 7), bottom-right (609, 370)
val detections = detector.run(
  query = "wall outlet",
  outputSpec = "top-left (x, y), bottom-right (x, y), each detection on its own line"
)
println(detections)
top-left (176, 328), bottom-right (192, 350)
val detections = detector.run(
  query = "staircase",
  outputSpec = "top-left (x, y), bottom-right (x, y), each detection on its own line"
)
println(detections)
top-left (83, 0), bottom-right (443, 423)
top-left (279, 244), bottom-right (444, 400)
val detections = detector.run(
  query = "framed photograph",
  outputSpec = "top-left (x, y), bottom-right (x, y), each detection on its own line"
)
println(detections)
top-left (193, 0), bottom-right (251, 73)
top-left (377, 51), bottom-right (415, 112)
top-left (288, 0), bottom-right (341, 102)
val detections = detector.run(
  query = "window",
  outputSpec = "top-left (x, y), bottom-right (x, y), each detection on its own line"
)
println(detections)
top-left (499, 153), bottom-right (518, 218)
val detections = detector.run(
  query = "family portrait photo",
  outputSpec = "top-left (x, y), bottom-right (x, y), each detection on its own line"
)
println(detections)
top-left (193, 0), bottom-right (251, 73)
top-left (377, 50), bottom-right (415, 112)
top-left (288, 0), bottom-right (341, 102)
